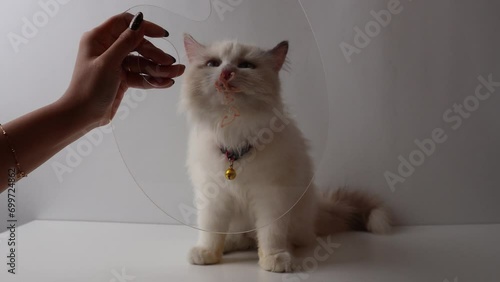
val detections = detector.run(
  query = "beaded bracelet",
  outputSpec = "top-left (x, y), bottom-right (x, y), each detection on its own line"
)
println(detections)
top-left (0, 123), bottom-right (27, 181)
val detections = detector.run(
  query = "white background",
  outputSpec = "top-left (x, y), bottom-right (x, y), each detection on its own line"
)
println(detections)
top-left (0, 0), bottom-right (499, 231)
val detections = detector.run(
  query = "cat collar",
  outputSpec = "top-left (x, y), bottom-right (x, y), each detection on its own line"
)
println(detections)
top-left (220, 144), bottom-right (253, 180)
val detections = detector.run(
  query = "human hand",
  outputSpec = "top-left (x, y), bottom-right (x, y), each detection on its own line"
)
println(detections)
top-left (60, 12), bottom-right (185, 128)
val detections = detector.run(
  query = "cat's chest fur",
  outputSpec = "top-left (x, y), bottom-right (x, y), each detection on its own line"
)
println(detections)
top-left (186, 116), bottom-right (313, 191)
top-left (186, 122), bottom-right (277, 187)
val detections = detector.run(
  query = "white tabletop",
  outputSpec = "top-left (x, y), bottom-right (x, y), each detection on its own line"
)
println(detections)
top-left (1, 220), bottom-right (498, 282)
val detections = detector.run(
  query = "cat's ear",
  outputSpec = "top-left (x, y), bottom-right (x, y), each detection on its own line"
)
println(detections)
top-left (184, 33), bottom-right (205, 63)
top-left (269, 41), bottom-right (289, 71)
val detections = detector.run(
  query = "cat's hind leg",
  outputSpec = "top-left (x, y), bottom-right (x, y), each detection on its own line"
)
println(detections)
top-left (223, 232), bottom-right (257, 253)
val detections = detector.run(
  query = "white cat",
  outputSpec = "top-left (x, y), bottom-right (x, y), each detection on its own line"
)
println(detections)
top-left (180, 34), bottom-right (391, 272)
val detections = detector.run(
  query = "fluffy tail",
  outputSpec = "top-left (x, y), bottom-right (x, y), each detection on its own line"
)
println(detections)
top-left (315, 188), bottom-right (391, 236)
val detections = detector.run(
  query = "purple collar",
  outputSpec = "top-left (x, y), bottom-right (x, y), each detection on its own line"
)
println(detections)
top-left (220, 144), bottom-right (253, 161)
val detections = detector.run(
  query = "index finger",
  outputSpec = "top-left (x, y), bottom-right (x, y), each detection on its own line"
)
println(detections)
top-left (95, 12), bottom-right (169, 39)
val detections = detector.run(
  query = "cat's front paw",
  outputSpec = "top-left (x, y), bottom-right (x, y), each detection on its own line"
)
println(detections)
top-left (188, 246), bottom-right (222, 265)
top-left (258, 251), bottom-right (295, 272)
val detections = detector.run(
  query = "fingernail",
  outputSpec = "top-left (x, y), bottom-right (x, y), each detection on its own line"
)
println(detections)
top-left (129, 12), bottom-right (143, 31)
top-left (164, 29), bottom-right (170, 37)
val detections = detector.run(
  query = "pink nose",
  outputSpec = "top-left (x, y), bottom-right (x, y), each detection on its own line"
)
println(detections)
top-left (220, 69), bottom-right (235, 82)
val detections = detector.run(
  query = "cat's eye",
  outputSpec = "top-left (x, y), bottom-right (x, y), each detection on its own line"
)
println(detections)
top-left (206, 59), bottom-right (221, 67)
top-left (238, 61), bottom-right (256, 69)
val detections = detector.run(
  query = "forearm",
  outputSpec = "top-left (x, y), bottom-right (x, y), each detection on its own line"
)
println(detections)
top-left (0, 97), bottom-right (94, 192)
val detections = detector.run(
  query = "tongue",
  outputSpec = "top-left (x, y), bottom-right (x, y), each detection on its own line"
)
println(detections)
top-left (221, 69), bottom-right (235, 82)
top-left (215, 73), bottom-right (241, 93)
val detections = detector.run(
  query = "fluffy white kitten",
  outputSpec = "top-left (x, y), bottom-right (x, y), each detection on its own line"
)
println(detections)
top-left (181, 34), bottom-right (390, 272)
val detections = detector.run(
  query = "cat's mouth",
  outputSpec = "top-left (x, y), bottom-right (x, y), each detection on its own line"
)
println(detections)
top-left (215, 80), bottom-right (241, 93)
top-left (215, 70), bottom-right (242, 94)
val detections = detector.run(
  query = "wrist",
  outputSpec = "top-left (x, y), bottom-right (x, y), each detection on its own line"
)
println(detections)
top-left (53, 93), bottom-right (99, 134)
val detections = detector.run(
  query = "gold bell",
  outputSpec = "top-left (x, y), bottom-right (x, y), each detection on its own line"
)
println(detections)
top-left (225, 165), bottom-right (237, 180)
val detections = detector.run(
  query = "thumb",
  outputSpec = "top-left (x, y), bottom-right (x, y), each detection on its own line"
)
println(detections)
top-left (102, 12), bottom-right (145, 66)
